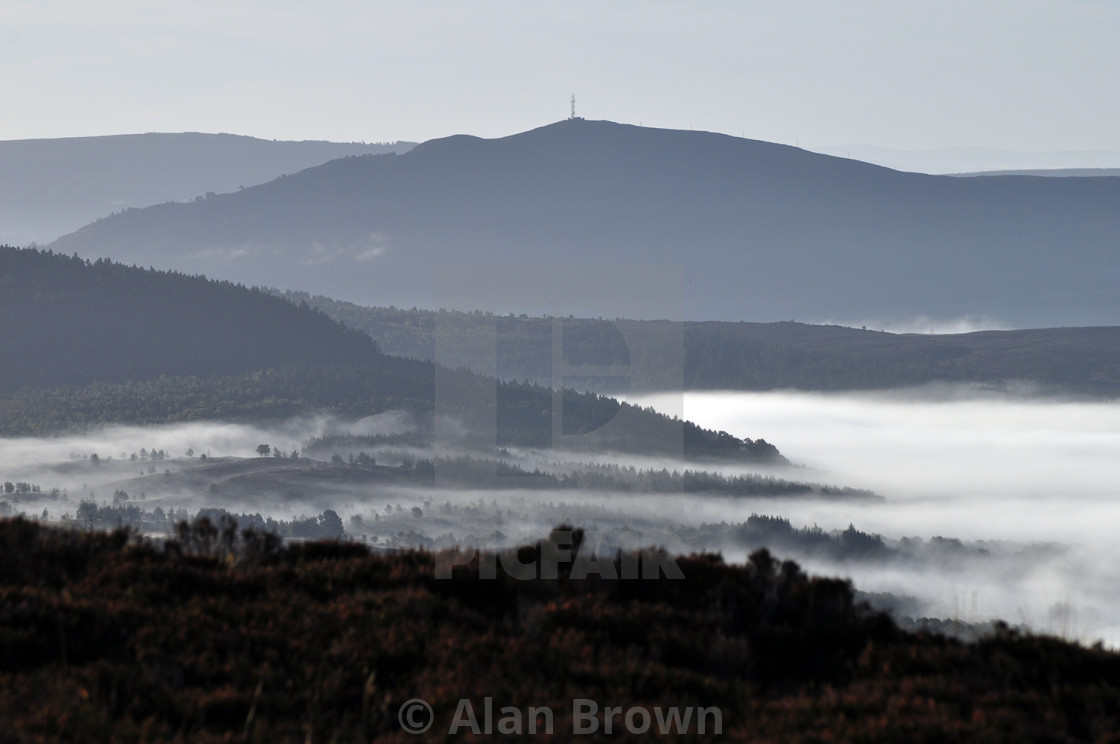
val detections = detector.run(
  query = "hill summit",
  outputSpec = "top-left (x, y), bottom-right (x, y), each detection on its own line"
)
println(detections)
top-left (51, 119), bottom-right (1120, 327)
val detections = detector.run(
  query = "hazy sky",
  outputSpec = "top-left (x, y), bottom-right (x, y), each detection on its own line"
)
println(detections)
top-left (2, 1), bottom-right (1118, 151)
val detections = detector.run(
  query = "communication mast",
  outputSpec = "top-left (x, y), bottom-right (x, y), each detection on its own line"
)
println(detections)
top-left (570, 94), bottom-right (576, 120)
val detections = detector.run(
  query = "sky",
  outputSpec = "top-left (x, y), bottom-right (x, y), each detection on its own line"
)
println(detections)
top-left (2, 0), bottom-right (1119, 152)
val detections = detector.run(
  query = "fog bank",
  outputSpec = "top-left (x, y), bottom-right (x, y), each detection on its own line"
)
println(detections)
top-left (4, 392), bottom-right (1119, 645)
top-left (630, 388), bottom-right (1120, 645)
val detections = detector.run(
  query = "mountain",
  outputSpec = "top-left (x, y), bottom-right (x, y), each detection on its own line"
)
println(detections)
top-left (0, 133), bottom-right (415, 245)
top-left (50, 119), bottom-right (1120, 327)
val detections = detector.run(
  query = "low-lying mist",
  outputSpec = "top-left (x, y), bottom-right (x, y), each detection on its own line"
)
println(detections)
top-left (3, 387), bottom-right (1118, 646)
top-left (815, 315), bottom-right (1012, 334)
top-left (631, 387), bottom-right (1120, 645)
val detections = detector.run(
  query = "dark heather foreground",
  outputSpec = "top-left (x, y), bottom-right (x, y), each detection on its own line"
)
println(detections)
top-left (2, 518), bottom-right (1120, 742)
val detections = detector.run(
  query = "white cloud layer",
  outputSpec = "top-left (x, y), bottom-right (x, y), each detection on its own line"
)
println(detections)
top-left (628, 389), bottom-right (1120, 645)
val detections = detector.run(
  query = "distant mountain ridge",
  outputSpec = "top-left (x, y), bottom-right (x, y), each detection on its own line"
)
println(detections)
top-left (284, 293), bottom-right (1120, 398)
top-left (0, 133), bottom-right (416, 245)
top-left (50, 120), bottom-right (1120, 327)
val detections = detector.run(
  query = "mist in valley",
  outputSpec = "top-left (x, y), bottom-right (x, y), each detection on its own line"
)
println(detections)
top-left (3, 387), bottom-right (1118, 646)
top-left (630, 388), bottom-right (1120, 645)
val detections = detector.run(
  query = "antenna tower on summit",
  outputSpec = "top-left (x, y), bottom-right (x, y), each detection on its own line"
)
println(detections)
top-left (570, 94), bottom-right (576, 120)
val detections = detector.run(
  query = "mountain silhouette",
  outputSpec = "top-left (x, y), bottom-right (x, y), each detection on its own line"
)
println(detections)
top-left (50, 120), bottom-right (1120, 327)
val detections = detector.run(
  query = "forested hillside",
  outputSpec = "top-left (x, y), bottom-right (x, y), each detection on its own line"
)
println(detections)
top-left (0, 367), bottom-right (781, 462)
top-left (0, 249), bottom-right (779, 460)
top-left (0, 247), bottom-right (380, 392)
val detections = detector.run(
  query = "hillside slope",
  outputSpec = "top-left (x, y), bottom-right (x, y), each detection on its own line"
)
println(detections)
top-left (51, 119), bottom-right (1120, 327)
top-left (0, 246), bottom-right (381, 392)
top-left (4, 519), bottom-right (1120, 742)
top-left (0, 248), bottom-right (779, 461)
